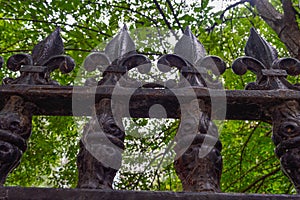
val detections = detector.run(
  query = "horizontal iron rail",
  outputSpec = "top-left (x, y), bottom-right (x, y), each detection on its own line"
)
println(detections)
top-left (0, 85), bottom-right (298, 121)
top-left (0, 187), bottom-right (299, 200)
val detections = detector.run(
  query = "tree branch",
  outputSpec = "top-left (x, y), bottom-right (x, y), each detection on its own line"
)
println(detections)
top-left (99, 3), bottom-right (158, 25)
top-left (206, 0), bottom-right (250, 33)
top-left (241, 167), bottom-right (281, 192)
top-left (224, 155), bottom-right (276, 190)
top-left (153, 0), bottom-right (172, 30)
top-left (153, 0), bottom-right (179, 40)
top-left (166, 0), bottom-right (184, 33)
top-left (250, 0), bottom-right (282, 23)
top-left (250, 0), bottom-right (300, 59)
top-left (0, 17), bottom-right (111, 37)
top-left (239, 122), bottom-right (261, 177)
top-left (282, 0), bottom-right (297, 24)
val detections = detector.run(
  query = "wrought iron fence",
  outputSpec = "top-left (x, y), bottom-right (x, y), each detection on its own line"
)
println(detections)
top-left (0, 25), bottom-right (300, 198)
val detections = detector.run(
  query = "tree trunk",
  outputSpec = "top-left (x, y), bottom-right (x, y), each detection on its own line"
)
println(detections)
top-left (250, 0), bottom-right (300, 60)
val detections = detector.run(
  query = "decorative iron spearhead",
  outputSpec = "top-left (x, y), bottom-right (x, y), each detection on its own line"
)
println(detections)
top-left (77, 25), bottom-right (151, 189)
top-left (158, 27), bottom-right (226, 88)
top-left (83, 25), bottom-right (151, 86)
top-left (236, 28), bottom-right (300, 194)
top-left (157, 27), bottom-right (225, 192)
top-left (232, 28), bottom-right (300, 90)
top-left (4, 27), bottom-right (75, 85)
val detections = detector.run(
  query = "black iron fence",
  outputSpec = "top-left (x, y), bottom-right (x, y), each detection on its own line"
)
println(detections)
top-left (0, 25), bottom-right (300, 199)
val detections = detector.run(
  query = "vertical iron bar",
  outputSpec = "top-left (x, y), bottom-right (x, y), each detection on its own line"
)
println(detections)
top-left (174, 100), bottom-right (222, 192)
top-left (0, 96), bottom-right (35, 185)
top-left (271, 100), bottom-right (300, 193)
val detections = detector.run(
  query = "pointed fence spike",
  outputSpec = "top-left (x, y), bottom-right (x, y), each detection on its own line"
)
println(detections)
top-left (32, 27), bottom-right (64, 66)
top-left (105, 26), bottom-right (136, 63)
top-left (174, 26), bottom-right (206, 65)
top-left (245, 28), bottom-right (278, 68)
top-left (4, 27), bottom-right (75, 85)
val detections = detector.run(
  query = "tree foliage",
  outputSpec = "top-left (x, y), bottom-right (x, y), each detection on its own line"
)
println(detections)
top-left (0, 0), bottom-right (299, 194)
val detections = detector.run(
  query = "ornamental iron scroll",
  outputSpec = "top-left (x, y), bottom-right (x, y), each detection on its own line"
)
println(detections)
top-left (232, 27), bottom-right (300, 194)
top-left (0, 28), bottom-right (75, 186)
top-left (161, 27), bottom-right (225, 192)
top-left (232, 28), bottom-right (300, 90)
top-left (270, 101), bottom-right (300, 193)
top-left (3, 24), bottom-right (300, 196)
top-left (0, 96), bottom-right (35, 185)
top-left (78, 26), bottom-right (226, 191)
top-left (3, 27), bottom-right (75, 85)
top-left (76, 25), bottom-right (151, 189)
top-left (77, 98), bottom-right (125, 189)
top-left (174, 100), bottom-right (222, 192)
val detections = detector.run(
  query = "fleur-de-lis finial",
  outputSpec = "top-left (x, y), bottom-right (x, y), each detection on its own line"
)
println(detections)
top-left (3, 27), bottom-right (75, 85)
top-left (83, 25), bottom-right (151, 86)
top-left (232, 28), bottom-right (300, 90)
top-left (159, 27), bottom-right (226, 193)
top-left (174, 26), bottom-right (207, 65)
top-left (157, 26), bottom-right (226, 88)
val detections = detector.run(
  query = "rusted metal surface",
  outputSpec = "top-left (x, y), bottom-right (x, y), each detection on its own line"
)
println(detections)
top-left (77, 99), bottom-right (125, 189)
top-left (77, 26), bottom-right (143, 189)
top-left (0, 28), bottom-right (75, 187)
top-left (0, 26), bottom-right (300, 195)
top-left (232, 28), bottom-right (300, 90)
top-left (174, 101), bottom-right (222, 192)
top-left (232, 28), bottom-right (300, 193)
top-left (270, 101), bottom-right (300, 193)
top-left (0, 96), bottom-right (35, 185)
top-left (164, 27), bottom-right (224, 192)
top-left (0, 85), bottom-right (299, 120)
top-left (3, 27), bottom-right (75, 85)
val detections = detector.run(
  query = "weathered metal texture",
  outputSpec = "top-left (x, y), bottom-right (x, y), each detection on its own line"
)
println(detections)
top-left (83, 25), bottom-right (151, 87)
top-left (78, 26), bottom-right (225, 191)
top-left (0, 93), bottom-right (34, 187)
top-left (0, 96), bottom-right (35, 185)
top-left (165, 27), bottom-right (225, 192)
top-left (1, 25), bottom-right (300, 196)
top-left (77, 98), bottom-right (125, 189)
top-left (77, 26), bottom-right (149, 189)
top-left (0, 85), bottom-right (300, 120)
top-left (0, 28), bottom-right (75, 186)
top-left (232, 28), bottom-right (300, 90)
top-left (270, 101), bottom-right (300, 193)
top-left (0, 85), bottom-right (298, 120)
top-left (174, 100), bottom-right (222, 192)
top-left (233, 28), bottom-right (300, 193)
top-left (3, 27), bottom-right (75, 85)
